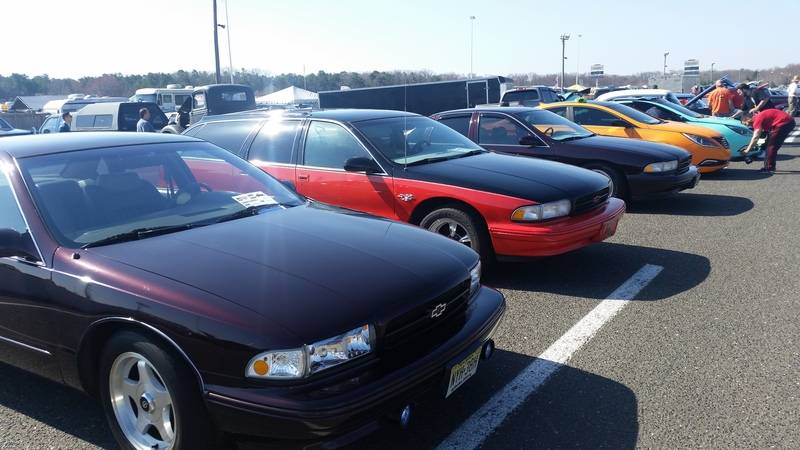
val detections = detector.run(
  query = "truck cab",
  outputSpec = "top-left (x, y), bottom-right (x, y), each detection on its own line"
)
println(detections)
top-left (500, 86), bottom-right (562, 107)
top-left (161, 84), bottom-right (257, 134)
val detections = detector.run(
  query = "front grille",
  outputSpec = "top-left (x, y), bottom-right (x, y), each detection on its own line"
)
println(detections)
top-left (677, 156), bottom-right (691, 174)
top-left (715, 136), bottom-right (730, 149)
top-left (573, 186), bottom-right (610, 216)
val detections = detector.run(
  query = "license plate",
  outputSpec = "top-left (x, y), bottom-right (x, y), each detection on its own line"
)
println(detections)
top-left (446, 347), bottom-right (481, 398)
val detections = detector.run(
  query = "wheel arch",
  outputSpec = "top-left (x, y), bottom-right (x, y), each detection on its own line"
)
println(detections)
top-left (408, 197), bottom-right (488, 229)
top-left (77, 317), bottom-right (204, 398)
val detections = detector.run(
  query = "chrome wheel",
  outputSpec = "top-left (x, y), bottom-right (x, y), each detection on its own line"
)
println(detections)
top-left (109, 352), bottom-right (176, 450)
top-left (429, 219), bottom-right (473, 247)
top-left (591, 169), bottom-right (615, 196)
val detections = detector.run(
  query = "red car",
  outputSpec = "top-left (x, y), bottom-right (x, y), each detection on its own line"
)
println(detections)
top-left (185, 109), bottom-right (626, 261)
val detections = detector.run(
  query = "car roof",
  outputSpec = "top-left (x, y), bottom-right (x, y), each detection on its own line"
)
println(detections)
top-left (596, 89), bottom-right (671, 101)
top-left (437, 106), bottom-right (541, 115)
top-left (204, 108), bottom-right (420, 124)
top-left (0, 132), bottom-right (201, 158)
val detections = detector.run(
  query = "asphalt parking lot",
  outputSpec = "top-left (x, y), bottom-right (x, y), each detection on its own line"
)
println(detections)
top-left (2, 139), bottom-right (799, 449)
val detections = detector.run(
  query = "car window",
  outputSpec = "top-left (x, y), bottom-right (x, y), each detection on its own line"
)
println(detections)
top-left (161, 94), bottom-right (173, 105)
top-left (547, 107), bottom-right (568, 118)
top-left (0, 172), bottom-right (27, 234)
top-left (438, 115), bottom-right (471, 138)
top-left (192, 121), bottom-right (256, 157)
top-left (478, 115), bottom-right (532, 145)
top-left (75, 115), bottom-right (95, 128)
top-left (41, 117), bottom-right (61, 133)
top-left (175, 94), bottom-right (190, 107)
top-left (542, 90), bottom-right (559, 103)
top-left (0, 118), bottom-right (11, 130)
top-left (193, 93), bottom-right (206, 109)
top-left (94, 114), bottom-right (113, 128)
top-left (573, 107), bottom-right (623, 126)
top-left (303, 121), bottom-right (371, 169)
top-left (248, 120), bottom-right (300, 164)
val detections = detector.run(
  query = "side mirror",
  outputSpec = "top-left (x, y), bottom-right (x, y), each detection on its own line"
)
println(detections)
top-left (344, 156), bottom-right (381, 174)
top-left (519, 135), bottom-right (540, 146)
top-left (0, 229), bottom-right (37, 261)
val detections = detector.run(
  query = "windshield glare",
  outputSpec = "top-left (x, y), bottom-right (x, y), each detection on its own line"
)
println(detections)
top-left (602, 102), bottom-right (662, 125)
top-left (354, 116), bottom-right (484, 164)
top-left (515, 110), bottom-right (593, 141)
top-left (19, 142), bottom-right (303, 248)
top-left (654, 98), bottom-right (703, 118)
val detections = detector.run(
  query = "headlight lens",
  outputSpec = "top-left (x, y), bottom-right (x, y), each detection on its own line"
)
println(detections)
top-left (726, 125), bottom-right (752, 137)
top-left (246, 325), bottom-right (373, 379)
top-left (511, 199), bottom-right (571, 222)
top-left (643, 160), bottom-right (678, 173)
top-left (469, 262), bottom-right (481, 297)
top-left (683, 133), bottom-right (720, 147)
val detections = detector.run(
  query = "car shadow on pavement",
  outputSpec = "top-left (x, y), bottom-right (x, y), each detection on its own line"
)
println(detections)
top-left (344, 350), bottom-right (638, 450)
top-left (627, 193), bottom-right (754, 216)
top-left (700, 168), bottom-right (773, 181)
top-left (487, 242), bottom-right (710, 301)
top-left (0, 361), bottom-right (117, 449)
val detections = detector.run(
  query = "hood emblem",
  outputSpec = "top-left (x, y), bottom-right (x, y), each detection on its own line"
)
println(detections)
top-left (430, 303), bottom-right (447, 318)
top-left (398, 193), bottom-right (415, 202)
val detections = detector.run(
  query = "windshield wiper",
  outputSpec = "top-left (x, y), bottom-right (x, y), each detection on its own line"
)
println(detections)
top-left (213, 204), bottom-right (282, 224)
top-left (405, 150), bottom-right (486, 166)
top-left (81, 224), bottom-right (198, 249)
top-left (557, 135), bottom-right (592, 142)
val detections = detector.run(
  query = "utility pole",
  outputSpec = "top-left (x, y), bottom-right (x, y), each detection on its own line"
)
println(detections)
top-left (663, 51), bottom-right (669, 77)
top-left (710, 62), bottom-right (715, 83)
top-left (213, 0), bottom-right (221, 84)
top-left (560, 34), bottom-right (570, 93)
top-left (575, 34), bottom-right (582, 85)
top-left (224, 0), bottom-right (233, 84)
top-left (469, 16), bottom-right (476, 78)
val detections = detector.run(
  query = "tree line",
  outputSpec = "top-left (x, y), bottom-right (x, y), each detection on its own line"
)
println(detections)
top-left (2, 64), bottom-right (799, 101)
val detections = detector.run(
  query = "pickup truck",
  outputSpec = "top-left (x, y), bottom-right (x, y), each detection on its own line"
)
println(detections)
top-left (161, 84), bottom-right (257, 134)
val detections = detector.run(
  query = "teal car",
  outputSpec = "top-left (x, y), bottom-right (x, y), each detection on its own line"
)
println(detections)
top-left (615, 98), bottom-right (758, 159)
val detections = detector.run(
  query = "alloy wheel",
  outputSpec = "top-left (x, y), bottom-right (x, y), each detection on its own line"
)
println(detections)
top-left (430, 219), bottom-right (473, 248)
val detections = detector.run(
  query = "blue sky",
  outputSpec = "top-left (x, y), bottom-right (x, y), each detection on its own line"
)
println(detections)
top-left (4, 0), bottom-right (797, 78)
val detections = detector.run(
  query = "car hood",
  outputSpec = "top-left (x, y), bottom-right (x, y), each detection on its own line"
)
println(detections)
top-left (88, 203), bottom-right (478, 343)
top-left (650, 120), bottom-right (723, 137)
top-left (0, 129), bottom-right (33, 137)
top-left (400, 152), bottom-right (610, 203)
top-left (568, 135), bottom-right (689, 160)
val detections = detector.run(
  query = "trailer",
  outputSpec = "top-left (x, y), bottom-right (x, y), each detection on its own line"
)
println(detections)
top-left (318, 76), bottom-right (513, 116)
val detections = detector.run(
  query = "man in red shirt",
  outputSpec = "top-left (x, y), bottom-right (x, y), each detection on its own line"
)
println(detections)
top-left (707, 80), bottom-right (735, 117)
top-left (742, 109), bottom-right (796, 172)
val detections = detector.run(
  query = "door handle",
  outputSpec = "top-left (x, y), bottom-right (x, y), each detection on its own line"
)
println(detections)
top-left (297, 174), bottom-right (310, 180)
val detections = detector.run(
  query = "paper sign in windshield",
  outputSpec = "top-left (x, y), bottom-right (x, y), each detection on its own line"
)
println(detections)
top-left (232, 192), bottom-right (278, 208)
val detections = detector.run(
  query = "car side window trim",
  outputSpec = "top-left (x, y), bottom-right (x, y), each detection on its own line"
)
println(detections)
top-left (477, 113), bottom-right (549, 148)
top-left (1, 165), bottom-right (45, 265)
top-left (298, 119), bottom-right (388, 175)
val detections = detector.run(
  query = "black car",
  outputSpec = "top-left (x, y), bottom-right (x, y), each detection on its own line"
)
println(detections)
top-left (0, 132), bottom-right (504, 449)
top-left (0, 117), bottom-right (34, 137)
top-left (431, 107), bottom-right (700, 201)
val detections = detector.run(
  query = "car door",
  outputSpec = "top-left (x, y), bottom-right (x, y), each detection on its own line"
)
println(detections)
top-left (475, 113), bottom-right (555, 160)
top-left (0, 169), bottom-right (59, 378)
top-left (297, 120), bottom-right (396, 219)
top-left (572, 106), bottom-right (639, 139)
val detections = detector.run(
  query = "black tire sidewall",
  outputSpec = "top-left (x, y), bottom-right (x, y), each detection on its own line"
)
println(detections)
top-left (420, 207), bottom-right (491, 260)
top-left (98, 331), bottom-right (214, 450)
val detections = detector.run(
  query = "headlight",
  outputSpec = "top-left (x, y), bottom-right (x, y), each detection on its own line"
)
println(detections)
top-left (643, 160), bottom-right (678, 173)
top-left (469, 262), bottom-right (481, 297)
top-left (511, 199), bottom-right (571, 222)
top-left (725, 125), bottom-right (752, 137)
top-left (683, 133), bottom-right (721, 147)
top-left (246, 325), bottom-right (373, 379)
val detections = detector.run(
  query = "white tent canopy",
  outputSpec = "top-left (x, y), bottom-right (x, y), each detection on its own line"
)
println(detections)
top-left (256, 86), bottom-right (319, 105)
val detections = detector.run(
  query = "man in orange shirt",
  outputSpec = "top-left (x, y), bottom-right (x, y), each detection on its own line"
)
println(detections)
top-left (707, 80), bottom-right (735, 117)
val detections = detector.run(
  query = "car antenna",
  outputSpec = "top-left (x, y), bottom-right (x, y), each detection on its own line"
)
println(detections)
top-left (403, 71), bottom-right (408, 171)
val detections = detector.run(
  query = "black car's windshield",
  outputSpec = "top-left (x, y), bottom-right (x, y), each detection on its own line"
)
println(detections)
top-left (18, 141), bottom-right (304, 248)
top-left (515, 109), bottom-right (594, 141)
top-left (653, 98), bottom-right (704, 118)
top-left (0, 118), bottom-right (11, 130)
top-left (600, 102), bottom-right (662, 125)
top-left (354, 116), bottom-right (485, 165)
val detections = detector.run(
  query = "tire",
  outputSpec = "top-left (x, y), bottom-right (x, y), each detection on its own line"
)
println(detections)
top-left (419, 207), bottom-right (493, 262)
top-left (585, 163), bottom-right (627, 200)
top-left (99, 331), bottom-right (217, 450)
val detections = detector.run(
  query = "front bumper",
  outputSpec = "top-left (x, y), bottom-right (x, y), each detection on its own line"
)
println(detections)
top-left (204, 286), bottom-right (506, 446)
top-left (627, 166), bottom-right (700, 201)
top-left (489, 197), bottom-right (626, 258)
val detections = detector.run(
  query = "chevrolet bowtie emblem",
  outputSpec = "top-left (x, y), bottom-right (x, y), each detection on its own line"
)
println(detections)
top-left (430, 303), bottom-right (447, 318)
top-left (398, 193), bottom-right (415, 202)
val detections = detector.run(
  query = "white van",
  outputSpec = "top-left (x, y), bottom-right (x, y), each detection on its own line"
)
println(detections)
top-left (130, 85), bottom-right (193, 112)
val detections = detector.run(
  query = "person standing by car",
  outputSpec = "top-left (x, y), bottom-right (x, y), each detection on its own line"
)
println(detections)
top-left (136, 107), bottom-right (155, 132)
top-left (741, 109), bottom-right (795, 172)
top-left (738, 83), bottom-right (775, 115)
top-left (59, 112), bottom-right (72, 132)
top-left (787, 76), bottom-right (800, 117)
top-left (708, 80), bottom-right (735, 117)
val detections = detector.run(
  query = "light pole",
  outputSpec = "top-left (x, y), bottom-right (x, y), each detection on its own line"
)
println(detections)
top-left (469, 16), bottom-right (476, 78)
top-left (575, 34), bottom-right (582, 85)
top-left (560, 34), bottom-right (570, 93)
top-left (212, 0), bottom-right (221, 84)
top-left (710, 62), bottom-right (715, 84)
top-left (663, 51), bottom-right (669, 77)
top-left (224, 0), bottom-right (234, 83)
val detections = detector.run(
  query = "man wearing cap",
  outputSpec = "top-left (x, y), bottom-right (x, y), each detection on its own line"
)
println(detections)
top-left (741, 109), bottom-right (795, 172)
top-left (787, 76), bottom-right (799, 117)
top-left (708, 80), bottom-right (735, 117)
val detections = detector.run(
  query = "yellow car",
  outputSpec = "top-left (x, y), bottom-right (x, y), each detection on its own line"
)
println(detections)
top-left (541, 101), bottom-right (731, 173)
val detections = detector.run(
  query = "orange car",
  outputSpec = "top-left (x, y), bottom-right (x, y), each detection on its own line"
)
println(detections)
top-left (541, 101), bottom-right (731, 173)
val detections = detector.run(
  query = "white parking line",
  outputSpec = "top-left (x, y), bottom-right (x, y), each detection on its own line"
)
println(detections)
top-left (436, 263), bottom-right (664, 450)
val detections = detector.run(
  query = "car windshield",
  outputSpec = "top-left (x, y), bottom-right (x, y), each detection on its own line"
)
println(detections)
top-left (354, 116), bottom-right (485, 165)
top-left (0, 118), bottom-right (11, 130)
top-left (514, 109), bottom-right (594, 141)
top-left (600, 102), bottom-right (662, 125)
top-left (653, 98), bottom-right (704, 118)
top-left (17, 141), bottom-right (304, 248)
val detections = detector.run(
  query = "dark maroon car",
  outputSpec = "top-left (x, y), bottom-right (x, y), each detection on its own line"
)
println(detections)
top-left (0, 132), bottom-right (504, 449)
